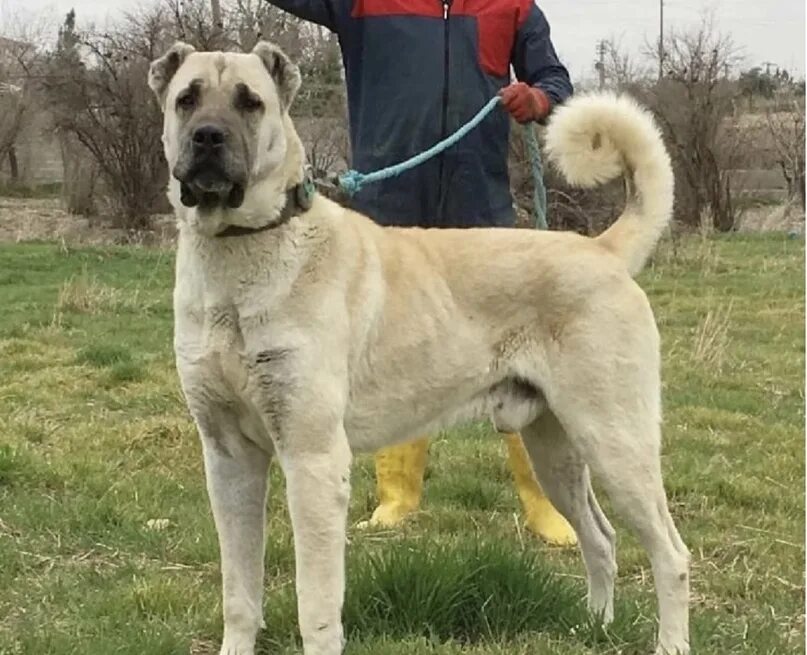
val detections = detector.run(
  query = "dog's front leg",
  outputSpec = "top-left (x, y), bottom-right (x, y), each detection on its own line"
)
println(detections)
top-left (197, 410), bottom-right (272, 655)
top-left (277, 423), bottom-right (352, 655)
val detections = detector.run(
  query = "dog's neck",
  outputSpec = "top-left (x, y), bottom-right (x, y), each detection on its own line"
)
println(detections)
top-left (173, 113), bottom-right (308, 238)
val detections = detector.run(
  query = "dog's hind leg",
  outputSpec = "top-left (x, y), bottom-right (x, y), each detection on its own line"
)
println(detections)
top-left (546, 355), bottom-right (690, 654)
top-left (521, 411), bottom-right (617, 623)
top-left (277, 422), bottom-right (352, 655)
top-left (197, 409), bottom-right (272, 655)
top-left (560, 412), bottom-right (689, 654)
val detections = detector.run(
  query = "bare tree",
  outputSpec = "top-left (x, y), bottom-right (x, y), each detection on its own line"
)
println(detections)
top-left (163, 0), bottom-right (303, 53)
top-left (230, 0), bottom-right (271, 50)
top-left (765, 101), bottom-right (806, 209)
top-left (601, 37), bottom-right (650, 92)
top-left (0, 14), bottom-right (47, 184)
top-left (31, 0), bottom-right (348, 227)
top-left (302, 117), bottom-right (347, 178)
top-left (0, 80), bottom-right (27, 181)
top-left (40, 9), bottom-right (170, 228)
top-left (164, 0), bottom-right (226, 50)
top-left (643, 19), bottom-right (744, 231)
top-left (739, 67), bottom-right (777, 111)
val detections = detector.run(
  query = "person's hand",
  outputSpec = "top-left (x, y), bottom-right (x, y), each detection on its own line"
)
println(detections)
top-left (499, 82), bottom-right (551, 123)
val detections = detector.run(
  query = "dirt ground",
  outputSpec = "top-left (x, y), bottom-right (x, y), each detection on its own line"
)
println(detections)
top-left (736, 200), bottom-right (806, 233)
top-left (0, 197), bottom-right (176, 247)
top-left (0, 195), bottom-right (803, 247)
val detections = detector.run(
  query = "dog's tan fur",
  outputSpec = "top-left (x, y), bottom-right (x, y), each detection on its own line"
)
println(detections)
top-left (149, 41), bottom-right (690, 655)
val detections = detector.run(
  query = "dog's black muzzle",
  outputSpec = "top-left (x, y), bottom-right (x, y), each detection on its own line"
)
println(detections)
top-left (174, 124), bottom-right (246, 210)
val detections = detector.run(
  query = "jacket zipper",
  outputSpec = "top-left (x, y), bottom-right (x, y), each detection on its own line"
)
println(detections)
top-left (437, 0), bottom-right (452, 221)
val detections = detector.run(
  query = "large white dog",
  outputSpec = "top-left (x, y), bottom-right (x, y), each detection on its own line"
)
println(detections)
top-left (148, 41), bottom-right (690, 655)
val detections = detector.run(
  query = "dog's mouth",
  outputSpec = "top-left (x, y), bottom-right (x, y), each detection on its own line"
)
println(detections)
top-left (175, 166), bottom-right (245, 210)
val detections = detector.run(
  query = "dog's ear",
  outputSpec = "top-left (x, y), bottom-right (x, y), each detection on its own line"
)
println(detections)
top-left (148, 42), bottom-right (196, 106)
top-left (251, 41), bottom-right (301, 112)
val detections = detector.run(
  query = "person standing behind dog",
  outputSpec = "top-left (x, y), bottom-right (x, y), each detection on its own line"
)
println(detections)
top-left (267, 0), bottom-right (576, 545)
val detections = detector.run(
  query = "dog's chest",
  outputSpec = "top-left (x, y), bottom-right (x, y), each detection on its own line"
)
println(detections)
top-left (177, 304), bottom-right (252, 404)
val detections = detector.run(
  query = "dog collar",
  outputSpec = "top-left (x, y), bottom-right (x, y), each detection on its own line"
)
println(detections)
top-left (215, 171), bottom-right (316, 238)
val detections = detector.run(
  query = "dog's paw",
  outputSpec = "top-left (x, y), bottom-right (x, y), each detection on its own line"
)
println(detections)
top-left (219, 645), bottom-right (254, 655)
top-left (219, 642), bottom-right (254, 655)
top-left (654, 643), bottom-right (690, 655)
top-left (219, 633), bottom-right (256, 655)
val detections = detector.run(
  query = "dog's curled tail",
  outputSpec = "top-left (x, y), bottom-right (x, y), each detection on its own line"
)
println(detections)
top-left (544, 93), bottom-right (674, 277)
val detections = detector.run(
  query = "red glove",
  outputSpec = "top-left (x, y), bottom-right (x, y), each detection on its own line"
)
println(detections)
top-left (499, 82), bottom-right (551, 123)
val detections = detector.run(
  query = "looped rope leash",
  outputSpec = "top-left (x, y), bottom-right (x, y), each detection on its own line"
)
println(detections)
top-left (338, 95), bottom-right (503, 196)
top-left (337, 94), bottom-right (548, 230)
top-left (523, 123), bottom-right (547, 230)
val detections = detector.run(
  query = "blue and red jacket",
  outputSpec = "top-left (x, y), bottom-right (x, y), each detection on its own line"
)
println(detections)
top-left (269, 0), bottom-right (572, 228)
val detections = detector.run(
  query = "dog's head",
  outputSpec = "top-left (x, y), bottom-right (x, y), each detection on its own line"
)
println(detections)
top-left (149, 41), bottom-right (302, 214)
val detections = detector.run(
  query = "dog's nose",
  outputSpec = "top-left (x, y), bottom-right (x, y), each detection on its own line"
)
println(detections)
top-left (192, 125), bottom-right (225, 150)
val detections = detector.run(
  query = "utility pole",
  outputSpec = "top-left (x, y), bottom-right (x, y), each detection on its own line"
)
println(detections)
top-left (658, 0), bottom-right (665, 81)
top-left (595, 40), bottom-right (607, 91)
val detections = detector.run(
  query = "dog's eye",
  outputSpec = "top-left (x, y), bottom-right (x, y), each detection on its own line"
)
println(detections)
top-left (241, 95), bottom-right (264, 112)
top-left (176, 92), bottom-right (196, 111)
top-left (234, 83), bottom-right (264, 113)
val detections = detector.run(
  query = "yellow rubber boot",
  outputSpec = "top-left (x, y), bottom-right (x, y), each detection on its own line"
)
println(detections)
top-left (362, 437), bottom-right (429, 528)
top-left (505, 433), bottom-right (577, 547)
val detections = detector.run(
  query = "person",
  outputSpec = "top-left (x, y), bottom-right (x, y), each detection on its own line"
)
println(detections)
top-left (267, 0), bottom-right (576, 545)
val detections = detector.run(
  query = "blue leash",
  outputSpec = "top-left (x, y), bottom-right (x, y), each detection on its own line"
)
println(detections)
top-left (337, 95), bottom-right (548, 230)
top-left (523, 123), bottom-right (547, 230)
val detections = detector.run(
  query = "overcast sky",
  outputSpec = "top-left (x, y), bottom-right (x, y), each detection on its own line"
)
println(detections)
top-left (2, 0), bottom-right (804, 81)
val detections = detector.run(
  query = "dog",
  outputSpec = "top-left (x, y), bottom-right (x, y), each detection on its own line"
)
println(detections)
top-left (148, 40), bottom-right (690, 655)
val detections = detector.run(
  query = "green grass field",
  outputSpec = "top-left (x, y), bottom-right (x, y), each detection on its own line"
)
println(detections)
top-left (0, 234), bottom-right (803, 654)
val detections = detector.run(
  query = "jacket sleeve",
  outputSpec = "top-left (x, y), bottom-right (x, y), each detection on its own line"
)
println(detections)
top-left (265, 0), bottom-right (339, 31)
top-left (511, 3), bottom-right (573, 107)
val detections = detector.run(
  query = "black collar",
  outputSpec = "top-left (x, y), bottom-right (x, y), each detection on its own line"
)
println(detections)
top-left (215, 177), bottom-right (315, 238)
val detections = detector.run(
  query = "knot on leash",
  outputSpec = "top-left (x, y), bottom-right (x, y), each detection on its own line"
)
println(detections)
top-left (337, 170), bottom-right (366, 197)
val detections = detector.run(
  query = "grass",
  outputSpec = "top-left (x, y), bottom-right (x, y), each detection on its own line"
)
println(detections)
top-left (0, 234), bottom-right (803, 654)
